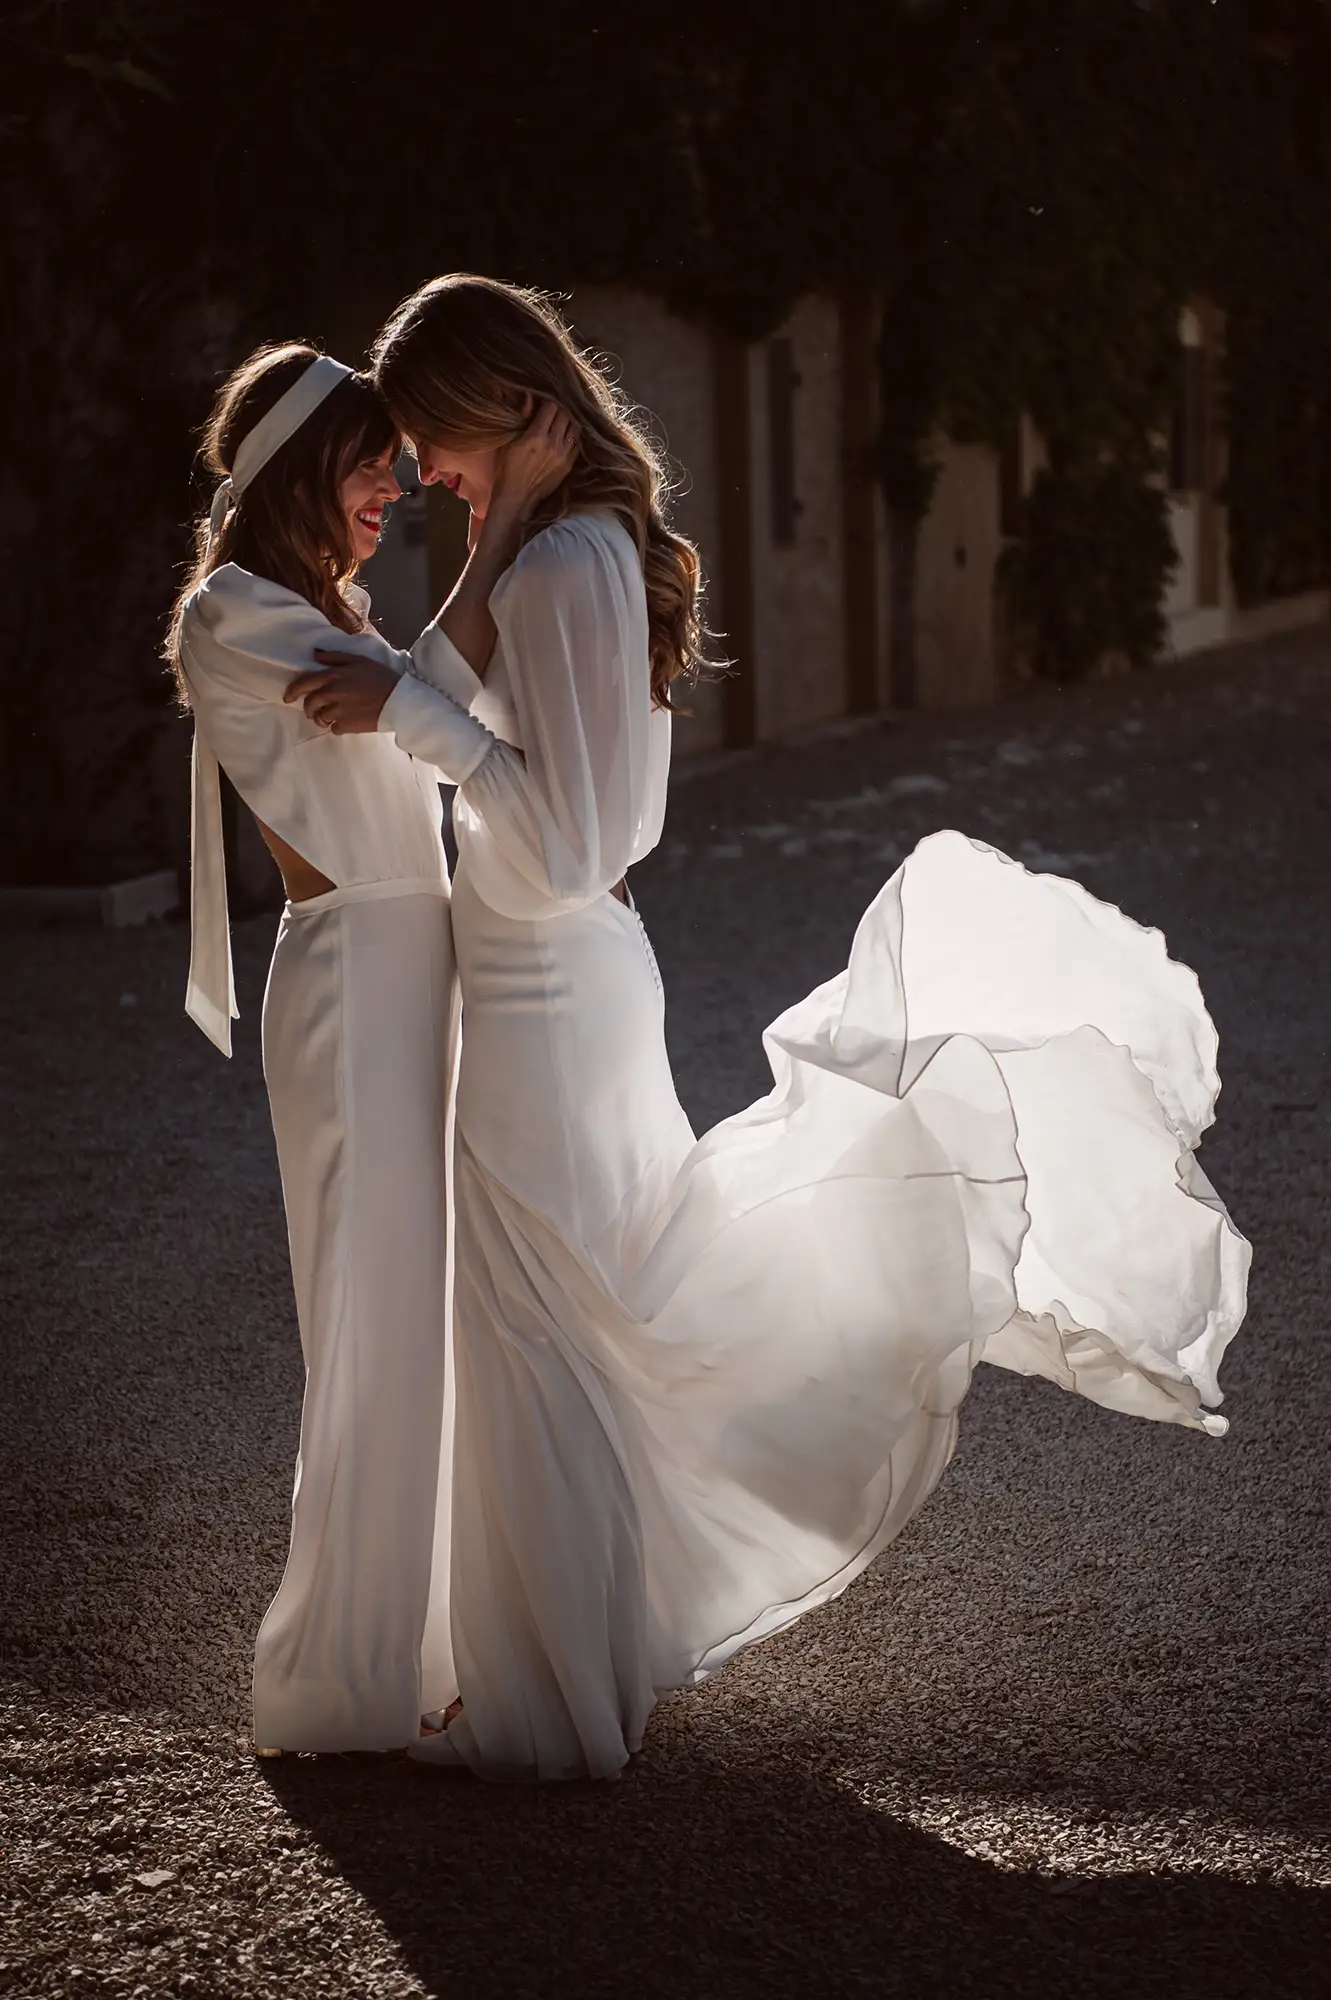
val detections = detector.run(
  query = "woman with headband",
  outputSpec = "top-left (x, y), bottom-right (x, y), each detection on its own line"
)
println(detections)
top-left (295, 276), bottom-right (1249, 1787)
top-left (166, 342), bottom-right (574, 1754)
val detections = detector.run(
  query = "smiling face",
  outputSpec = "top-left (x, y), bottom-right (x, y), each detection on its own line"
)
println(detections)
top-left (409, 436), bottom-right (506, 518)
top-left (339, 447), bottom-right (403, 562)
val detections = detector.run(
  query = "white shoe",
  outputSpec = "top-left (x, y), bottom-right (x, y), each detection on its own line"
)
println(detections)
top-left (406, 1729), bottom-right (468, 1770)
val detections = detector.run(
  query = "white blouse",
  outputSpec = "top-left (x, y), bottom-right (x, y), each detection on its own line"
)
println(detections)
top-left (378, 510), bottom-right (671, 921)
top-left (181, 510), bottom-right (669, 1051)
top-left (180, 567), bottom-right (493, 1054)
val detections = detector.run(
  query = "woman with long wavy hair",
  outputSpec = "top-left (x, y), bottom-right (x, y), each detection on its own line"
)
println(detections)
top-left (168, 338), bottom-right (572, 1754)
top-left (299, 275), bottom-right (1247, 1783)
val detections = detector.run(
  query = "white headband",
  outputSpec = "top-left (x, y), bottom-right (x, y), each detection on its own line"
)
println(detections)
top-left (204, 354), bottom-right (355, 555)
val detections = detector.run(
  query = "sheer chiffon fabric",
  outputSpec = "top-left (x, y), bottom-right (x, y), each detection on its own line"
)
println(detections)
top-left (378, 513), bottom-right (1249, 1784)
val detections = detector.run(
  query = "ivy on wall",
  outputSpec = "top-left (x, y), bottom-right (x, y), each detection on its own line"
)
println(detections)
top-left (998, 465), bottom-right (1178, 681)
top-left (4, 0), bottom-right (1331, 873)
top-left (866, 0), bottom-right (1331, 677)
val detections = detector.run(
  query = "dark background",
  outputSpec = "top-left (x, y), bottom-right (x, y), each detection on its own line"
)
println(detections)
top-left (3, 10), bottom-right (1330, 1993)
top-left (4, 0), bottom-right (1331, 888)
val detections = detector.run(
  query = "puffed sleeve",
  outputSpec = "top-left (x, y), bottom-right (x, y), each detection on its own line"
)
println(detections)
top-left (371, 513), bottom-right (663, 919)
top-left (466, 515), bottom-right (659, 917)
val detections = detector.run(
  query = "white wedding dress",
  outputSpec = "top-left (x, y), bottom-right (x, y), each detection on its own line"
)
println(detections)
top-left (379, 510), bottom-right (1250, 1783)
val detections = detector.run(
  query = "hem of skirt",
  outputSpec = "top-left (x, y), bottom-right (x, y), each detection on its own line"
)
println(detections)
top-left (252, 1683), bottom-right (422, 1756)
top-left (251, 1727), bottom-right (418, 1754)
top-left (653, 1396), bottom-right (967, 1699)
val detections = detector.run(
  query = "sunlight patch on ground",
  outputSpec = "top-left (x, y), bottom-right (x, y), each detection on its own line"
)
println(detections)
top-left (840, 1775), bottom-right (1331, 1887)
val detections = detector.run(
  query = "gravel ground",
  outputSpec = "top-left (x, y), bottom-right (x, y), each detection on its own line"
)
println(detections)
top-left (3, 630), bottom-right (1329, 1999)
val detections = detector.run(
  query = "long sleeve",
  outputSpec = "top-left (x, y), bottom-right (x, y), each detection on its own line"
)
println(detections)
top-left (376, 669), bottom-right (494, 785)
top-left (186, 568), bottom-right (406, 701)
top-left (392, 513), bottom-right (660, 921)
top-left (179, 567), bottom-right (494, 1054)
top-left (405, 620), bottom-right (486, 711)
top-left (190, 569), bottom-right (493, 778)
top-left (183, 570), bottom-right (378, 1057)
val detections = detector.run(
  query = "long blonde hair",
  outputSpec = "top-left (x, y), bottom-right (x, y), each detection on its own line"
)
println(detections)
top-left (371, 275), bottom-right (709, 710)
top-left (164, 343), bottom-right (399, 701)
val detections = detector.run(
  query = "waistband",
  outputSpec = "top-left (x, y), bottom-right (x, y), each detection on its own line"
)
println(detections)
top-left (282, 876), bottom-right (449, 920)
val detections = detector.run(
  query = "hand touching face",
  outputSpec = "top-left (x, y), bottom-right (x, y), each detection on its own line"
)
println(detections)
top-left (489, 401), bottom-right (580, 520)
top-left (408, 400), bottom-right (579, 523)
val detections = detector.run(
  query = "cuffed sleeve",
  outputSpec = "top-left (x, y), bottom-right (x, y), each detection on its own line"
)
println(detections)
top-left (409, 619), bottom-right (486, 710)
top-left (377, 669), bottom-right (496, 785)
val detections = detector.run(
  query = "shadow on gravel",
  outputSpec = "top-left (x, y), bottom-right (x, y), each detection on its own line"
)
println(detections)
top-left (264, 1738), bottom-right (1327, 2000)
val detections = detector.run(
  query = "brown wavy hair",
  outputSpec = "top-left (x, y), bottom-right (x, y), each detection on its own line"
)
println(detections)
top-left (371, 275), bottom-right (710, 710)
top-left (164, 342), bottom-right (399, 701)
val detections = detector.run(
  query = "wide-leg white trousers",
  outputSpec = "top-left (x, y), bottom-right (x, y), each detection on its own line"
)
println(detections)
top-left (254, 877), bottom-right (459, 1751)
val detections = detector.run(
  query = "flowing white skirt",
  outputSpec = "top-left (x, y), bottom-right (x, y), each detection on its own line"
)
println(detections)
top-left (255, 878), bottom-right (458, 1752)
top-left (444, 831), bottom-right (1249, 1782)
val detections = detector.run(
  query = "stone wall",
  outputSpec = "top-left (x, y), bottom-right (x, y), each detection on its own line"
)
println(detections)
top-left (570, 287), bottom-right (727, 753)
top-left (914, 440), bottom-right (1002, 709)
top-left (748, 298), bottom-right (848, 739)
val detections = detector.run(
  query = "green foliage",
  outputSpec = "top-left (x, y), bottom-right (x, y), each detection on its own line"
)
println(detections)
top-left (0, 18), bottom-right (231, 884)
top-left (997, 464), bottom-right (1178, 681)
top-left (1216, 27), bottom-right (1331, 605)
top-left (865, 0), bottom-right (1331, 669)
top-left (6, 1), bottom-right (1331, 875)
